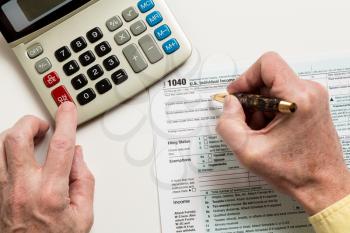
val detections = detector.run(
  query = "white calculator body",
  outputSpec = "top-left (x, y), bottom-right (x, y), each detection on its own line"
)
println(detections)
top-left (0, 0), bottom-right (191, 124)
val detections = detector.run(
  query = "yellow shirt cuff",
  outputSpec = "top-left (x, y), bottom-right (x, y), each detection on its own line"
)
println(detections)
top-left (309, 194), bottom-right (350, 233)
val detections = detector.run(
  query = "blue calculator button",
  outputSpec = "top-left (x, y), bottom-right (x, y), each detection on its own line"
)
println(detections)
top-left (146, 11), bottom-right (163, 27)
top-left (163, 38), bottom-right (180, 55)
top-left (155, 25), bottom-right (172, 41)
top-left (138, 0), bottom-right (155, 13)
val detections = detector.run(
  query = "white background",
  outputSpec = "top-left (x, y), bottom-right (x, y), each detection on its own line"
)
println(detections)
top-left (1, 0), bottom-right (350, 232)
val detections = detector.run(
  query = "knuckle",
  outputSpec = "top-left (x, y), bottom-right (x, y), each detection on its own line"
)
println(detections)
top-left (50, 137), bottom-right (74, 153)
top-left (40, 189), bottom-right (67, 211)
top-left (260, 51), bottom-right (281, 62)
top-left (21, 115), bottom-right (40, 124)
top-left (298, 81), bottom-right (329, 112)
top-left (5, 131), bottom-right (26, 147)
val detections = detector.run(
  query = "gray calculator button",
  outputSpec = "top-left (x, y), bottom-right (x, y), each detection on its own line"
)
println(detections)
top-left (114, 29), bottom-right (131, 45)
top-left (123, 44), bottom-right (148, 73)
top-left (139, 34), bottom-right (164, 64)
top-left (35, 57), bottom-right (52, 74)
top-left (122, 7), bottom-right (139, 22)
top-left (106, 16), bottom-right (123, 32)
top-left (27, 43), bottom-right (43, 59)
top-left (130, 20), bottom-right (147, 36)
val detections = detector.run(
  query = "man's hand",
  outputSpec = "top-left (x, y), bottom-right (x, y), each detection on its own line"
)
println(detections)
top-left (0, 102), bottom-right (95, 233)
top-left (217, 52), bottom-right (350, 215)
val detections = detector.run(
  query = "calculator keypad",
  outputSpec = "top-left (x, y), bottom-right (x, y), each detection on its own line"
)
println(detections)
top-left (123, 44), bottom-right (148, 73)
top-left (55, 46), bottom-right (71, 62)
top-left (51, 86), bottom-right (73, 106)
top-left (130, 20), bottom-right (147, 36)
top-left (139, 34), bottom-right (164, 64)
top-left (95, 79), bottom-right (112, 94)
top-left (122, 7), bottom-right (139, 22)
top-left (114, 29), bottom-right (131, 45)
top-left (79, 51), bottom-right (96, 67)
top-left (37, 0), bottom-right (184, 108)
top-left (87, 65), bottom-right (104, 80)
top-left (95, 41), bottom-right (112, 57)
top-left (112, 69), bottom-right (128, 85)
top-left (103, 55), bottom-right (120, 71)
top-left (106, 16), bottom-right (123, 32)
top-left (35, 58), bottom-right (52, 74)
top-left (63, 60), bottom-right (80, 76)
top-left (146, 11), bottom-right (163, 27)
top-left (77, 88), bottom-right (96, 105)
top-left (86, 27), bottom-right (103, 43)
top-left (71, 37), bottom-right (87, 53)
top-left (71, 74), bottom-right (88, 90)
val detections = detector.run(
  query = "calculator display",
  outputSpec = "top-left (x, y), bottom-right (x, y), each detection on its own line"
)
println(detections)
top-left (18, 0), bottom-right (72, 21)
top-left (0, 0), bottom-right (92, 42)
top-left (2, 0), bottom-right (72, 32)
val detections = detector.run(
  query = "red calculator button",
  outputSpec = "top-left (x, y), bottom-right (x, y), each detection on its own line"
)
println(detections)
top-left (51, 86), bottom-right (73, 106)
top-left (44, 72), bottom-right (60, 88)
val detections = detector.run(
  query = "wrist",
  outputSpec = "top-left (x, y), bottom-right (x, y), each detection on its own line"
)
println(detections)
top-left (291, 169), bottom-right (350, 215)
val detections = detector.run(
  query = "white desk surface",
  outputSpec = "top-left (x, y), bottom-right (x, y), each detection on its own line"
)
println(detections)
top-left (1, 0), bottom-right (350, 232)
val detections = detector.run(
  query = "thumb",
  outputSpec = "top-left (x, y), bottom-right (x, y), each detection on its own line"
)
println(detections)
top-left (216, 95), bottom-right (251, 155)
top-left (69, 146), bottom-right (95, 219)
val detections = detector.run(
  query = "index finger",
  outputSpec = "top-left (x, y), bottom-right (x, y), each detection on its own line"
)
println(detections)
top-left (44, 102), bottom-right (77, 180)
top-left (228, 52), bottom-right (302, 100)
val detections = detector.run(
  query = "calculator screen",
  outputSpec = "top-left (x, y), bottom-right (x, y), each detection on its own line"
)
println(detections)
top-left (0, 0), bottom-right (92, 42)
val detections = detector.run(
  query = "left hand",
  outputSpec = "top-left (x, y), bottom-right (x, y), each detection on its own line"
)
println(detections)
top-left (0, 102), bottom-right (95, 233)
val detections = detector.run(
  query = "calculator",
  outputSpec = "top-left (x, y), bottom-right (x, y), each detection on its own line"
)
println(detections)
top-left (0, 0), bottom-right (191, 124)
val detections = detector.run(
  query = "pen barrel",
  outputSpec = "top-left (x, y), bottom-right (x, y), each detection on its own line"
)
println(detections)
top-left (234, 94), bottom-right (281, 112)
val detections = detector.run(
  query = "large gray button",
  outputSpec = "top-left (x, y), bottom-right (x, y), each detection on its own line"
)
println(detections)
top-left (114, 29), bottom-right (131, 45)
top-left (27, 43), bottom-right (43, 59)
top-left (106, 16), bottom-right (123, 32)
top-left (122, 7), bottom-right (139, 22)
top-left (139, 34), bottom-right (163, 64)
top-left (123, 44), bottom-right (148, 73)
top-left (130, 20), bottom-right (147, 36)
top-left (35, 57), bottom-right (52, 74)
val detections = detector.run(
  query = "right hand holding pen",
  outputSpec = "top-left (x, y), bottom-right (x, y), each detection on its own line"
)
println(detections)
top-left (216, 52), bottom-right (350, 215)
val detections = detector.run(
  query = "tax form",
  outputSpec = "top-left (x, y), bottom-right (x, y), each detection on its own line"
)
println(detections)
top-left (149, 55), bottom-right (350, 233)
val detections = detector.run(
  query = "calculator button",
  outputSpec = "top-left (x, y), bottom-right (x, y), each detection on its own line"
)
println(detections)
top-left (138, 0), bottom-right (155, 13)
top-left (35, 57), bottom-right (52, 74)
top-left (123, 44), bottom-right (148, 73)
top-left (114, 29), bottom-right (131, 46)
top-left (43, 72), bottom-right (60, 88)
top-left (155, 25), bottom-right (171, 41)
top-left (139, 34), bottom-right (164, 64)
top-left (96, 78), bottom-right (112, 94)
top-left (95, 41), bottom-right (112, 57)
top-left (86, 27), bottom-right (103, 43)
top-left (163, 38), bottom-right (180, 55)
top-left (79, 50), bottom-right (96, 67)
top-left (71, 74), bottom-right (88, 90)
top-left (130, 20), bottom-right (147, 36)
top-left (87, 64), bottom-right (104, 80)
top-left (27, 43), bottom-right (43, 59)
top-left (103, 55), bottom-right (120, 71)
top-left (63, 60), bottom-right (80, 76)
top-left (106, 16), bottom-right (123, 32)
top-left (77, 88), bottom-right (96, 106)
top-left (71, 37), bottom-right (87, 53)
top-left (51, 86), bottom-right (73, 106)
top-left (146, 11), bottom-right (163, 27)
top-left (55, 46), bottom-right (71, 62)
top-left (122, 7), bottom-right (139, 22)
top-left (112, 69), bottom-right (128, 85)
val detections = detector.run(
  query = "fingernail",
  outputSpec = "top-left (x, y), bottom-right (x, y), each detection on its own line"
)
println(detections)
top-left (224, 95), bottom-right (232, 105)
top-left (60, 101), bottom-right (75, 111)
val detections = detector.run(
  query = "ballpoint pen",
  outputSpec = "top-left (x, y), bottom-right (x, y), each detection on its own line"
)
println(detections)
top-left (212, 93), bottom-right (297, 114)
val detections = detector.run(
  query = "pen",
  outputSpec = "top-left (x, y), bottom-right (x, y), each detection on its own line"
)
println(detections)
top-left (212, 93), bottom-right (297, 114)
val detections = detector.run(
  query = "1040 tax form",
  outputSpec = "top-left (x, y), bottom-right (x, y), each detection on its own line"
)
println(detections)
top-left (149, 55), bottom-right (350, 233)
